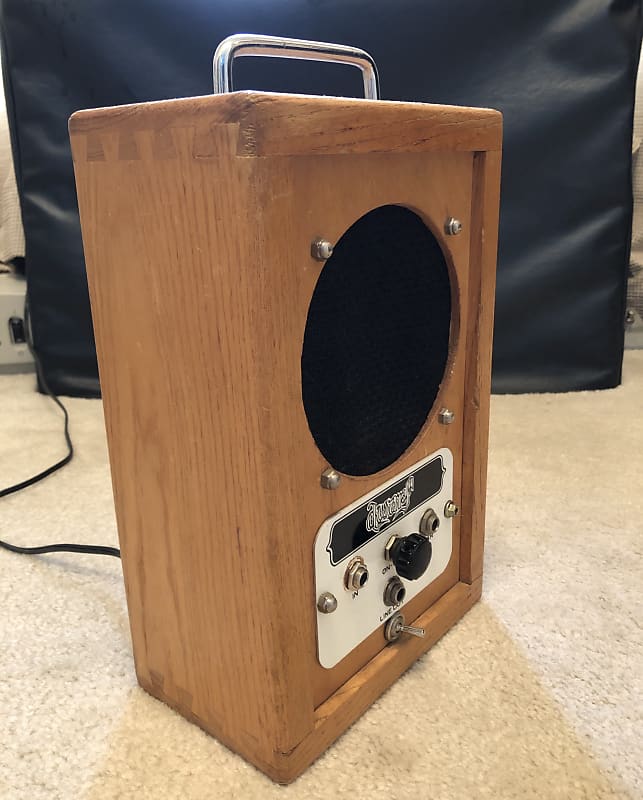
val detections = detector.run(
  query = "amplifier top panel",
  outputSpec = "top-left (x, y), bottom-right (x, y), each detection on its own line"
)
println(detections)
top-left (69, 90), bottom-right (502, 159)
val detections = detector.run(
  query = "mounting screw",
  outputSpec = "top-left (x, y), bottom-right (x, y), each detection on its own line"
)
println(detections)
top-left (311, 238), bottom-right (334, 261)
top-left (320, 467), bottom-right (341, 490)
top-left (625, 308), bottom-right (635, 326)
top-left (444, 500), bottom-right (460, 518)
top-left (438, 408), bottom-right (455, 425)
top-left (317, 592), bottom-right (338, 614)
top-left (445, 217), bottom-right (462, 236)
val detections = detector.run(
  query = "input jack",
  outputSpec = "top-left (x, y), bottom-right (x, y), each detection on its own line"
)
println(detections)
top-left (344, 557), bottom-right (369, 591)
top-left (383, 576), bottom-right (406, 607)
top-left (419, 508), bottom-right (440, 537)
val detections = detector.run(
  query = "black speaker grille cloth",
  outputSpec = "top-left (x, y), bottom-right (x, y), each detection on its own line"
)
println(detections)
top-left (301, 205), bottom-right (452, 476)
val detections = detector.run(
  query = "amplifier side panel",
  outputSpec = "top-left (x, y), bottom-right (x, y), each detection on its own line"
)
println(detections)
top-left (70, 113), bottom-right (313, 762)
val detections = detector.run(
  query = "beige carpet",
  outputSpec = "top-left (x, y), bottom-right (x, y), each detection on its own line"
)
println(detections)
top-left (1, 352), bottom-right (641, 800)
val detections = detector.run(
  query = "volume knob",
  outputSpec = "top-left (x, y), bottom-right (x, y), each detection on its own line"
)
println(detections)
top-left (388, 533), bottom-right (432, 581)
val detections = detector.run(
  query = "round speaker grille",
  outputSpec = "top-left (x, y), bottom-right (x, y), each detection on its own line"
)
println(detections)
top-left (301, 205), bottom-right (452, 476)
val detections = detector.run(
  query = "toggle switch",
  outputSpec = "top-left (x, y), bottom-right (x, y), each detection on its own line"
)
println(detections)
top-left (383, 612), bottom-right (426, 642)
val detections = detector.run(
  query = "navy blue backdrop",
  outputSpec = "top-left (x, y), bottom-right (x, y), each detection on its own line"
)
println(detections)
top-left (1, 0), bottom-right (641, 394)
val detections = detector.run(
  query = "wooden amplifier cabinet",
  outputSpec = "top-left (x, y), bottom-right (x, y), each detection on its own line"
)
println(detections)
top-left (69, 36), bottom-right (501, 784)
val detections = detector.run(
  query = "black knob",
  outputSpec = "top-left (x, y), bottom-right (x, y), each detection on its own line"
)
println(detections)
top-left (389, 533), bottom-right (432, 581)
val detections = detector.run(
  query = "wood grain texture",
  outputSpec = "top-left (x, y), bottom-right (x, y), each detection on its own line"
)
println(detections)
top-left (70, 91), bottom-right (501, 783)
top-left (460, 151), bottom-right (502, 584)
top-left (253, 149), bottom-right (474, 708)
top-left (70, 91), bottom-right (502, 157)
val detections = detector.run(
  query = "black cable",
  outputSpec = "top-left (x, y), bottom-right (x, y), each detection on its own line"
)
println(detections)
top-left (0, 359), bottom-right (73, 499)
top-left (0, 539), bottom-right (121, 558)
top-left (0, 299), bottom-right (121, 559)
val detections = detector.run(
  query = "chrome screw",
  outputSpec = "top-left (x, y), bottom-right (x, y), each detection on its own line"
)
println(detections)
top-left (317, 592), bottom-right (338, 614)
top-left (438, 408), bottom-right (455, 425)
top-left (311, 238), bottom-right (334, 261)
top-left (444, 500), bottom-right (460, 518)
top-left (445, 217), bottom-right (463, 236)
top-left (320, 467), bottom-right (341, 490)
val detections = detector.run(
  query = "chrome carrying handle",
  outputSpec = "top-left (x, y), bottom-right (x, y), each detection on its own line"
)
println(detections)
top-left (213, 33), bottom-right (380, 100)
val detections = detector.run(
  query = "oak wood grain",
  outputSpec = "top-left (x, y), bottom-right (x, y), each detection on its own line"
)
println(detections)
top-left (70, 91), bottom-right (501, 783)
top-left (70, 91), bottom-right (502, 156)
top-left (460, 150), bottom-right (502, 584)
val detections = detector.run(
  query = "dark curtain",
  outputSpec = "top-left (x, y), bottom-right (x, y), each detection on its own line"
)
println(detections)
top-left (1, 0), bottom-right (641, 395)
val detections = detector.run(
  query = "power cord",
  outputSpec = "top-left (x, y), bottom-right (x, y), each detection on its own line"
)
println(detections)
top-left (0, 300), bottom-right (121, 559)
top-left (0, 359), bottom-right (73, 499)
top-left (0, 539), bottom-right (121, 558)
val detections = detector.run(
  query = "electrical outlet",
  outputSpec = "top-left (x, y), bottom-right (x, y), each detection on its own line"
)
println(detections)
top-left (0, 272), bottom-right (34, 373)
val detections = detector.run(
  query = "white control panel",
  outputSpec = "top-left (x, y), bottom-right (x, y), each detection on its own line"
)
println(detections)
top-left (314, 448), bottom-right (453, 669)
